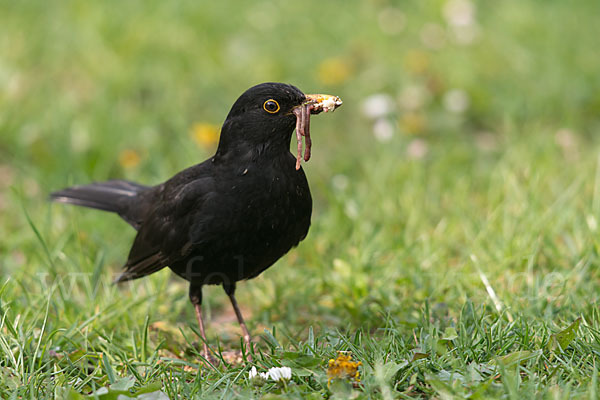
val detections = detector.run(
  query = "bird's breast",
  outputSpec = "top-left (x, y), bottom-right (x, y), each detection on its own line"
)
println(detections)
top-left (222, 162), bottom-right (312, 278)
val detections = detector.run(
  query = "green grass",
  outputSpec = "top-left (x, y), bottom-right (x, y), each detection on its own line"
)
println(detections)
top-left (2, 0), bottom-right (600, 398)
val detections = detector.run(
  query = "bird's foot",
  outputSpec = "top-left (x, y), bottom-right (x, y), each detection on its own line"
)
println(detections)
top-left (242, 338), bottom-right (255, 362)
top-left (191, 340), bottom-right (218, 368)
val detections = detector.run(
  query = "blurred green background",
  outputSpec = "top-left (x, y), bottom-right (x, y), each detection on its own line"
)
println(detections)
top-left (2, 0), bottom-right (600, 398)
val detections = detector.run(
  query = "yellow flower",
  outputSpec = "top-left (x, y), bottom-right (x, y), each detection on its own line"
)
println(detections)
top-left (327, 352), bottom-right (362, 385)
top-left (119, 149), bottom-right (141, 169)
top-left (191, 123), bottom-right (220, 148)
top-left (403, 50), bottom-right (430, 75)
top-left (317, 57), bottom-right (352, 86)
top-left (399, 112), bottom-right (427, 135)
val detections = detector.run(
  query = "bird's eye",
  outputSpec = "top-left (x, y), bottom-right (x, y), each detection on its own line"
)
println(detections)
top-left (263, 99), bottom-right (280, 114)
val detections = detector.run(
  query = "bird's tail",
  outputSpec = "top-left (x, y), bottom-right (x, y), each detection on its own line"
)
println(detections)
top-left (50, 180), bottom-right (149, 228)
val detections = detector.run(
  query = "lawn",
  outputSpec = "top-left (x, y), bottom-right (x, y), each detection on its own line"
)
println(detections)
top-left (1, 0), bottom-right (600, 398)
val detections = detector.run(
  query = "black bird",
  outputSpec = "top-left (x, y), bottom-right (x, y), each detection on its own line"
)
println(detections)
top-left (51, 82), bottom-right (342, 360)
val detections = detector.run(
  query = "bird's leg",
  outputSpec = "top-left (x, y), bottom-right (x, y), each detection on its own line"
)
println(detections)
top-left (223, 283), bottom-right (253, 359)
top-left (189, 284), bottom-right (211, 362)
top-left (230, 293), bottom-right (252, 350)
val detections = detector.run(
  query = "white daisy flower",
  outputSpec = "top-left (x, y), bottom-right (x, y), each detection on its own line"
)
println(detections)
top-left (361, 94), bottom-right (395, 119)
top-left (248, 366), bottom-right (269, 381)
top-left (248, 366), bottom-right (258, 379)
top-left (267, 366), bottom-right (292, 382)
top-left (373, 118), bottom-right (394, 142)
top-left (443, 0), bottom-right (476, 27)
top-left (443, 89), bottom-right (470, 113)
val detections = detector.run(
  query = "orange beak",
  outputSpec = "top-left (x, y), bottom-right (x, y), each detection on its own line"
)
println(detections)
top-left (303, 94), bottom-right (343, 114)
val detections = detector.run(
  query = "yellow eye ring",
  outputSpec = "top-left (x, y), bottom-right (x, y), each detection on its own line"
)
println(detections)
top-left (263, 99), bottom-right (280, 114)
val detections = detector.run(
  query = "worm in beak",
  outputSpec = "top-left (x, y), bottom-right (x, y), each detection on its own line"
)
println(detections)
top-left (292, 94), bottom-right (343, 170)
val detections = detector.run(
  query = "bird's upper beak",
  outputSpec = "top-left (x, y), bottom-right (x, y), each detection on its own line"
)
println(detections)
top-left (301, 94), bottom-right (343, 114)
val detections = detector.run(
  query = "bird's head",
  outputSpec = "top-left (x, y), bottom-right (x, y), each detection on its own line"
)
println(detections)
top-left (216, 82), bottom-right (342, 169)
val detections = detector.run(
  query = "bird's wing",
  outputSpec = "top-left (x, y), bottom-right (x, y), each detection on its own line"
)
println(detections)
top-left (114, 164), bottom-right (216, 283)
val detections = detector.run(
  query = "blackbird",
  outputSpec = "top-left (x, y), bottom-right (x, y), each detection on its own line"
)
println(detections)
top-left (51, 82), bottom-right (342, 360)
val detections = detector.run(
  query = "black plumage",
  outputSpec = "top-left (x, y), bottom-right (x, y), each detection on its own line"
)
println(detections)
top-left (50, 82), bottom-right (341, 360)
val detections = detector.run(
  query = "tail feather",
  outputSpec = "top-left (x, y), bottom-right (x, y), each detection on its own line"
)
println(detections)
top-left (50, 180), bottom-right (149, 229)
